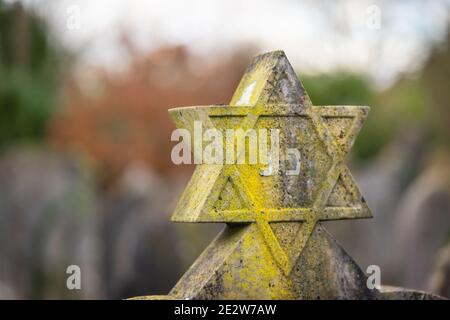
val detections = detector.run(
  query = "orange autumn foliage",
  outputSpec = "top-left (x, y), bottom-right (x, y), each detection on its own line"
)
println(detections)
top-left (49, 46), bottom-right (249, 184)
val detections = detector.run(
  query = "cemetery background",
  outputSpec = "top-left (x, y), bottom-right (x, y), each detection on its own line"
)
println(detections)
top-left (0, 0), bottom-right (449, 299)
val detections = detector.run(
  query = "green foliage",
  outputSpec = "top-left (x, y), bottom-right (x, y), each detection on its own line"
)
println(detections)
top-left (0, 1), bottom-right (61, 149)
top-left (301, 73), bottom-right (379, 160)
top-left (301, 72), bottom-right (374, 107)
top-left (301, 72), bottom-right (430, 161)
top-left (355, 78), bottom-right (429, 161)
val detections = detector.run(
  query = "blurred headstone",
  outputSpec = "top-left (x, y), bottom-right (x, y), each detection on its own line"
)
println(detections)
top-left (325, 131), bottom-right (428, 282)
top-left (390, 157), bottom-right (450, 293)
top-left (0, 147), bottom-right (101, 299)
top-left (101, 163), bottom-right (180, 298)
top-left (101, 162), bottom-right (221, 299)
top-left (427, 243), bottom-right (450, 298)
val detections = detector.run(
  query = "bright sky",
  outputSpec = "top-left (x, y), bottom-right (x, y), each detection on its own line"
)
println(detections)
top-left (11, 0), bottom-right (450, 87)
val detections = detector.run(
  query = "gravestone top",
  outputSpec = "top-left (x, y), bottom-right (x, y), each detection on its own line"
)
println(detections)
top-left (131, 51), bottom-right (444, 300)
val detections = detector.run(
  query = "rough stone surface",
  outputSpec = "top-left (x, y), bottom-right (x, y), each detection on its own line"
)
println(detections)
top-left (131, 51), bottom-right (444, 300)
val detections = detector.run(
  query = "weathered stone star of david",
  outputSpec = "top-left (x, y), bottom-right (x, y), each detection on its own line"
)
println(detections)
top-left (169, 50), bottom-right (371, 276)
top-left (129, 50), bottom-right (444, 300)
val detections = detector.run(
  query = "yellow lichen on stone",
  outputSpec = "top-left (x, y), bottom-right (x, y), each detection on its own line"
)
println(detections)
top-left (168, 51), bottom-right (371, 278)
top-left (129, 51), bottom-right (445, 300)
top-left (137, 51), bottom-right (374, 300)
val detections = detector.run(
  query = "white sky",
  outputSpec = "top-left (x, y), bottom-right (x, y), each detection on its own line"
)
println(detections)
top-left (9, 0), bottom-right (450, 87)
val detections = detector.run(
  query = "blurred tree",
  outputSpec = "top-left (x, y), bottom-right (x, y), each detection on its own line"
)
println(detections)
top-left (422, 26), bottom-right (450, 148)
top-left (301, 70), bottom-right (433, 161)
top-left (302, 73), bottom-right (379, 160)
top-left (0, 1), bottom-right (62, 149)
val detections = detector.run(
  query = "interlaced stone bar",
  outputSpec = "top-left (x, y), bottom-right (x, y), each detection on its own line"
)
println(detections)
top-left (130, 51), bottom-right (444, 300)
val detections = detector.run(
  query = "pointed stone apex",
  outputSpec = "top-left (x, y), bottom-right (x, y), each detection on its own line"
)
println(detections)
top-left (133, 51), bottom-right (444, 301)
top-left (229, 51), bottom-right (311, 108)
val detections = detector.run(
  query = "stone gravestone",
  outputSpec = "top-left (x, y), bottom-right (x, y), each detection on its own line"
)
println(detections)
top-left (131, 51), bottom-right (443, 300)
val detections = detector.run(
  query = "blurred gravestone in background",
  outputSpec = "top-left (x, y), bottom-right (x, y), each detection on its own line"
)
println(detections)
top-left (428, 243), bottom-right (450, 298)
top-left (0, 147), bottom-right (101, 299)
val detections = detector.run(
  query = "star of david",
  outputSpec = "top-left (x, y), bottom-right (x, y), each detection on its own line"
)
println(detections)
top-left (169, 51), bottom-right (371, 275)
